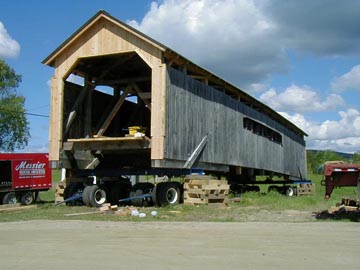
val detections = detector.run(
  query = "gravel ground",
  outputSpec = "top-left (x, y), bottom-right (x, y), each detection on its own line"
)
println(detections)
top-left (0, 220), bottom-right (359, 270)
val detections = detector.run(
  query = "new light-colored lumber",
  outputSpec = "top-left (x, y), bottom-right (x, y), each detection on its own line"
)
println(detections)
top-left (0, 205), bottom-right (37, 212)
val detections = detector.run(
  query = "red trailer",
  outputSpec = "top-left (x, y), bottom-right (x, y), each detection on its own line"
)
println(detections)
top-left (322, 162), bottom-right (360, 199)
top-left (0, 153), bottom-right (52, 205)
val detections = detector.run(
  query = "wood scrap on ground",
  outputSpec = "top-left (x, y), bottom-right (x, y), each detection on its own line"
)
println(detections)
top-left (0, 204), bottom-right (37, 212)
top-left (313, 197), bottom-right (360, 221)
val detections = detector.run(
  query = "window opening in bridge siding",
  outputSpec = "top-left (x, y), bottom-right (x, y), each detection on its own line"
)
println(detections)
top-left (243, 117), bottom-right (282, 145)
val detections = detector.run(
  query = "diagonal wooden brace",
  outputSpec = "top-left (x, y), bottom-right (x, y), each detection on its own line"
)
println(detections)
top-left (96, 85), bottom-right (132, 136)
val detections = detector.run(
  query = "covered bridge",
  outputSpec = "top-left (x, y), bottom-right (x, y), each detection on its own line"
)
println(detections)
top-left (43, 10), bottom-right (307, 181)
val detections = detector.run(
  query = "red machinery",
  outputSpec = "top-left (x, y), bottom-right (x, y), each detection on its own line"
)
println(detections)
top-left (0, 153), bottom-right (52, 205)
top-left (322, 162), bottom-right (360, 199)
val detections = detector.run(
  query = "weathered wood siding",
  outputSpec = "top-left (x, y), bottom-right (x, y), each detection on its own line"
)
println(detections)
top-left (165, 67), bottom-right (306, 177)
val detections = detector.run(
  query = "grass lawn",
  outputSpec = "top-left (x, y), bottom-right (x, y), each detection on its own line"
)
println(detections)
top-left (0, 171), bottom-right (358, 222)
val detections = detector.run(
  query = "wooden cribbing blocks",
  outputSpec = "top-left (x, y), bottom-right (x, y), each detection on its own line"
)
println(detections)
top-left (183, 176), bottom-right (229, 205)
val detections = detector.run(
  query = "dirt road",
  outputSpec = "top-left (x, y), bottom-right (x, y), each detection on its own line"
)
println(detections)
top-left (0, 220), bottom-right (359, 270)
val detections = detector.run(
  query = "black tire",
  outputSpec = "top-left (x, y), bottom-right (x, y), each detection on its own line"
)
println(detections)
top-left (151, 186), bottom-right (157, 205)
top-left (82, 185), bottom-right (92, 206)
top-left (174, 182), bottom-right (184, 203)
top-left (2, 192), bottom-right (17, 204)
top-left (131, 182), bottom-right (155, 206)
top-left (63, 182), bottom-right (84, 206)
top-left (285, 186), bottom-right (295, 197)
top-left (21, 191), bottom-right (34, 205)
top-left (131, 183), bottom-right (154, 194)
top-left (155, 182), bottom-right (180, 206)
top-left (88, 185), bottom-right (107, 207)
top-left (108, 181), bottom-right (131, 206)
top-left (134, 189), bottom-right (144, 206)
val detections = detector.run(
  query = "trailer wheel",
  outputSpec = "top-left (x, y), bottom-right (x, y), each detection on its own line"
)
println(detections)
top-left (21, 192), bottom-right (34, 205)
top-left (131, 183), bottom-right (155, 206)
top-left (134, 189), bottom-right (144, 206)
top-left (82, 185), bottom-right (92, 206)
top-left (2, 192), bottom-right (17, 204)
top-left (88, 185), bottom-right (107, 207)
top-left (151, 186), bottom-right (157, 205)
top-left (285, 186), bottom-right (295, 197)
top-left (155, 182), bottom-right (180, 206)
top-left (108, 181), bottom-right (132, 206)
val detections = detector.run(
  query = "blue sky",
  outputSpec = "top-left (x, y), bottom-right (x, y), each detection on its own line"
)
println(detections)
top-left (1, 0), bottom-right (360, 153)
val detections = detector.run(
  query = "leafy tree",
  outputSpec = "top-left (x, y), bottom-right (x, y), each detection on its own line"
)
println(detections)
top-left (307, 150), bottom-right (346, 174)
top-left (351, 152), bottom-right (360, 163)
top-left (0, 59), bottom-right (30, 151)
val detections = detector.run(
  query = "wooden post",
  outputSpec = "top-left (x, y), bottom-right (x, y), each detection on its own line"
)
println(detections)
top-left (64, 80), bottom-right (94, 137)
top-left (84, 79), bottom-right (93, 137)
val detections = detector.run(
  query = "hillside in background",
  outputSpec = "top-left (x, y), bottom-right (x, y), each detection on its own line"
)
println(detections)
top-left (307, 150), bottom-right (360, 174)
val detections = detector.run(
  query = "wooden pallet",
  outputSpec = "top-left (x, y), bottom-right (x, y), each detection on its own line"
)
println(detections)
top-left (296, 183), bottom-right (315, 196)
top-left (183, 177), bottom-right (229, 205)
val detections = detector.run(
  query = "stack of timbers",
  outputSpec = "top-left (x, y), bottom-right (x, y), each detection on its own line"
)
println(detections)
top-left (183, 175), bottom-right (229, 205)
top-left (296, 183), bottom-right (315, 196)
top-left (326, 198), bottom-right (359, 214)
top-left (55, 182), bottom-right (66, 205)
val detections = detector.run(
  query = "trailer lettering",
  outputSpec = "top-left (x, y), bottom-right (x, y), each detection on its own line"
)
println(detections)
top-left (15, 161), bottom-right (46, 171)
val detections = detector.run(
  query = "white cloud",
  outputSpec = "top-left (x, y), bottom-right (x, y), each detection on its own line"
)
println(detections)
top-left (259, 84), bottom-right (344, 113)
top-left (129, 0), bottom-right (286, 89)
top-left (0, 21), bottom-right (20, 58)
top-left (280, 109), bottom-right (360, 153)
top-left (128, 0), bottom-right (360, 90)
top-left (249, 83), bottom-right (267, 93)
top-left (331, 65), bottom-right (360, 92)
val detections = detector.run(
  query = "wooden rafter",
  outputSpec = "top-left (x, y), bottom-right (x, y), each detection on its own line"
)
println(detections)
top-left (95, 76), bottom-right (150, 87)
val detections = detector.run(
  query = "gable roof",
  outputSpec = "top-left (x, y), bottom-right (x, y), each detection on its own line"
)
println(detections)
top-left (42, 10), bottom-right (167, 67)
top-left (42, 10), bottom-right (307, 137)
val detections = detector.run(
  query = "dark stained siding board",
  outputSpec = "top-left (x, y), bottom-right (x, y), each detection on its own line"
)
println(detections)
top-left (165, 67), bottom-right (306, 178)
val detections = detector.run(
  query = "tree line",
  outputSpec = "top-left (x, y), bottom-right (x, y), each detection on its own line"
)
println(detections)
top-left (307, 150), bottom-right (360, 174)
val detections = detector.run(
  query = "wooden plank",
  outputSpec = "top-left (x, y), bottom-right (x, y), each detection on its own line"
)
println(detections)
top-left (150, 63), bottom-right (166, 160)
top-left (0, 205), bottom-right (37, 212)
top-left (84, 79), bottom-right (93, 137)
top-left (64, 136), bottom-right (151, 151)
top-left (49, 76), bottom-right (62, 162)
top-left (96, 85), bottom-right (132, 136)
top-left (183, 197), bottom-right (229, 205)
top-left (64, 211), bottom-right (103, 217)
top-left (67, 136), bottom-right (150, 142)
top-left (0, 203), bottom-right (21, 209)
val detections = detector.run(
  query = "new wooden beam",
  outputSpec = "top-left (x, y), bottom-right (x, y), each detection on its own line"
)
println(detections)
top-left (84, 79), bottom-right (93, 137)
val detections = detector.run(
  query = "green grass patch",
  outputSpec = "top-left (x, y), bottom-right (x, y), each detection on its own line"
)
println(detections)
top-left (0, 172), bottom-right (358, 223)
